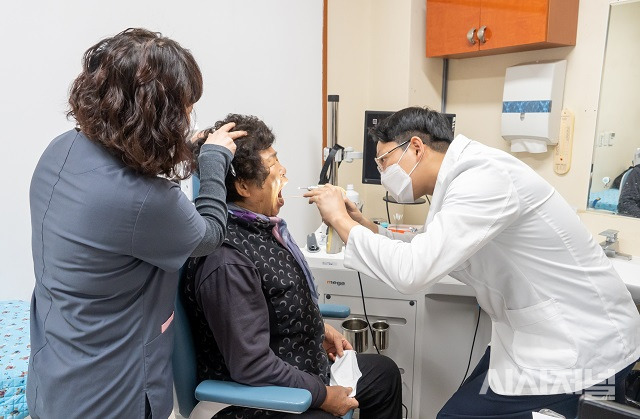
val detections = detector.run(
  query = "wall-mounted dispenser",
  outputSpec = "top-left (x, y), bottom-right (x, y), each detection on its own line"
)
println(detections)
top-left (501, 60), bottom-right (567, 153)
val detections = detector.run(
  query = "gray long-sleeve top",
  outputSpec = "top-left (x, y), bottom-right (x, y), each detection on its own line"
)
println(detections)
top-left (191, 143), bottom-right (233, 255)
top-left (28, 130), bottom-right (231, 418)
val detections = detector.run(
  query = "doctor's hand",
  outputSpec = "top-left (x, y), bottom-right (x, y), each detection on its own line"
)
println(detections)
top-left (344, 199), bottom-right (378, 234)
top-left (196, 122), bottom-right (247, 156)
top-left (304, 185), bottom-right (350, 227)
top-left (321, 385), bottom-right (359, 416)
top-left (323, 323), bottom-right (353, 361)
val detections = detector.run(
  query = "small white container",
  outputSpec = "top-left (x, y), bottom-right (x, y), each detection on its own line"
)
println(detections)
top-left (345, 184), bottom-right (360, 206)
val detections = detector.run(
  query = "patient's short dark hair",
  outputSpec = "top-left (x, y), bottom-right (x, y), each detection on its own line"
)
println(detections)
top-left (194, 114), bottom-right (275, 202)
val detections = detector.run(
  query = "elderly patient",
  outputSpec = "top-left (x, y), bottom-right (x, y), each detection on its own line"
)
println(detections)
top-left (183, 114), bottom-right (403, 418)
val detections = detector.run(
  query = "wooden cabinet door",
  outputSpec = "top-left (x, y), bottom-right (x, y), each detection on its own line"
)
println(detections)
top-left (426, 0), bottom-right (481, 57)
top-left (478, 0), bottom-right (549, 50)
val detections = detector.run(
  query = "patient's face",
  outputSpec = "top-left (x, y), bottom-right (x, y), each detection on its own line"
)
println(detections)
top-left (247, 147), bottom-right (288, 217)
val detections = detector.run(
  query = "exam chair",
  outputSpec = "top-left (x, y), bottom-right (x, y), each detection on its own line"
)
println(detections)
top-left (173, 269), bottom-right (354, 419)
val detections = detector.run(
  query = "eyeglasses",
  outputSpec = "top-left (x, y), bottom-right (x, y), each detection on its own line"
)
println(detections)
top-left (374, 140), bottom-right (409, 173)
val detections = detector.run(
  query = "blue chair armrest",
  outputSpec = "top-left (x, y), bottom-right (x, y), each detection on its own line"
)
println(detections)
top-left (319, 303), bottom-right (350, 319)
top-left (195, 380), bottom-right (312, 414)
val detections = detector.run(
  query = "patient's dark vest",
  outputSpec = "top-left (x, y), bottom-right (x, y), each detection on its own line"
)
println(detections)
top-left (224, 214), bottom-right (328, 379)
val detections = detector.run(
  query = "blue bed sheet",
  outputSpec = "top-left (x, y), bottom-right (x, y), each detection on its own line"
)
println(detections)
top-left (588, 188), bottom-right (620, 213)
top-left (0, 300), bottom-right (30, 419)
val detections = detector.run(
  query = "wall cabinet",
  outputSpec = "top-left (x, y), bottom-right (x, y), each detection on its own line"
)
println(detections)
top-left (426, 0), bottom-right (579, 58)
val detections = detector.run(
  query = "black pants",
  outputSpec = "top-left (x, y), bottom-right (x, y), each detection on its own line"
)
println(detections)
top-left (438, 346), bottom-right (635, 419)
top-left (216, 353), bottom-right (403, 419)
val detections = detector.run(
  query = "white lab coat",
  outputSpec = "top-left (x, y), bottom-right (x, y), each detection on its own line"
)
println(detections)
top-left (344, 134), bottom-right (640, 395)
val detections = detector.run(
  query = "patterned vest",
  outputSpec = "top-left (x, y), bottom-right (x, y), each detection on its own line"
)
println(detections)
top-left (224, 213), bottom-right (329, 381)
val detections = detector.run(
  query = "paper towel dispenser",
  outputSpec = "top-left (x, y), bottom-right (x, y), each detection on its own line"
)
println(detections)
top-left (501, 60), bottom-right (567, 153)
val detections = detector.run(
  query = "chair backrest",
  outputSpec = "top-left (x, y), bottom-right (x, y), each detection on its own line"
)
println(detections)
top-left (620, 168), bottom-right (633, 192)
top-left (173, 268), bottom-right (199, 418)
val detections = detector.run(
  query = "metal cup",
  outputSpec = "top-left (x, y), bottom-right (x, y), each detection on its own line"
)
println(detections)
top-left (371, 320), bottom-right (390, 350)
top-left (341, 318), bottom-right (369, 353)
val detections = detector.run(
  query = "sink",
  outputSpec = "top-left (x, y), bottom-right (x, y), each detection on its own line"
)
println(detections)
top-left (611, 257), bottom-right (640, 302)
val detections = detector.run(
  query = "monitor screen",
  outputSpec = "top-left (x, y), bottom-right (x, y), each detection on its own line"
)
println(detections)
top-left (361, 110), bottom-right (456, 185)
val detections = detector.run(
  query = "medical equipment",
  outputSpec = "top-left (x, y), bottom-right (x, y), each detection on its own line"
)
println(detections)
top-left (341, 318), bottom-right (369, 353)
top-left (302, 244), bottom-right (492, 418)
top-left (371, 320), bottom-right (390, 350)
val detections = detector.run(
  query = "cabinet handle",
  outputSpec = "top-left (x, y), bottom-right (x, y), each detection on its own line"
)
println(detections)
top-left (466, 27), bottom-right (477, 45)
top-left (477, 26), bottom-right (487, 44)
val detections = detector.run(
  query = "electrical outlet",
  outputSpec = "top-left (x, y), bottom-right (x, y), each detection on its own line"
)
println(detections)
top-left (607, 131), bottom-right (616, 146)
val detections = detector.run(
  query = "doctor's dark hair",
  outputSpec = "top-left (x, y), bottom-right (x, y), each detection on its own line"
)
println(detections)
top-left (68, 28), bottom-right (203, 180)
top-left (194, 114), bottom-right (275, 203)
top-left (369, 106), bottom-right (453, 153)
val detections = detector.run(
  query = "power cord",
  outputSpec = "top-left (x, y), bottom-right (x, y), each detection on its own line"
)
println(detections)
top-left (459, 305), bottom-right (481, 389)
top-left (385, 191), bottom-right (391, 224)
top-left (357, 271), bottom-right (409, 419)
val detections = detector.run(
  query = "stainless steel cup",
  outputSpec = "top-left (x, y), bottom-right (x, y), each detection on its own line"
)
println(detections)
top-left (341, 318), bottom-right (369, 353)
top-left (372, 320), bottom-right (390, 350)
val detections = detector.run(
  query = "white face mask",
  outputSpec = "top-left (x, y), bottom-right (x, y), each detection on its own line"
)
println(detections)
top-left (380, 144), bottom-right (422, 203)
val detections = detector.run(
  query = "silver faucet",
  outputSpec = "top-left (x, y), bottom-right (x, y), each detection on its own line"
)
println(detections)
top-left (599, 229), bottom-right (632, 260)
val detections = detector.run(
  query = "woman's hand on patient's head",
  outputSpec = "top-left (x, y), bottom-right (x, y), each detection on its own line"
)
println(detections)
top-left (203, 122), bottom-right (247, 156)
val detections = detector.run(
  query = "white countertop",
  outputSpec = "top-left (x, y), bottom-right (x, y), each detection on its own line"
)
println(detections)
top-left (303, 247), bottom-right (640, 302)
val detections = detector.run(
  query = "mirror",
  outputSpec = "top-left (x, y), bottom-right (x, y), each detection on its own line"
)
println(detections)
top-left (587, 0), bottom-right (640, 219)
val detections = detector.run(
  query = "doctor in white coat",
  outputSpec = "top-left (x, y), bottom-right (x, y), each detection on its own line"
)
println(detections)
top-left (305, 107), bottom-right (640, 418)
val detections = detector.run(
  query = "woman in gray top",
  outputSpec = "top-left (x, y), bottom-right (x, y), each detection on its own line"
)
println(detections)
top-left (27, 28), bottom-right (243, 419)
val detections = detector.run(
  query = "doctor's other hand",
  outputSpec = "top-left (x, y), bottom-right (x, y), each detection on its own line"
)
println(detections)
top-left (203, 122), bottom-right (247, 156)
top-left (344, 198), bottom-right (378, 234)
top-left (304, 185), bottom-right (349, 226)
top-left (321, 385), bottom-right (358, 416)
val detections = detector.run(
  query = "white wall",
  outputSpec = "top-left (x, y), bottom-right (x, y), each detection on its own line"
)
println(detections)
top-left (0, 0), bottom-right (323, 300)
top-left (328, 0), bottom-right (640, 256)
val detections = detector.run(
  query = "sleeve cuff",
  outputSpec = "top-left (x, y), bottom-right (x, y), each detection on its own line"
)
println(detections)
top-left (309, 376), bottom-right (328, 408)
top-left (200, 144), bottom-right (233, 160)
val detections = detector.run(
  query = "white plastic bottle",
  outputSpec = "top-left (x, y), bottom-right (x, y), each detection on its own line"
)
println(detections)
top-left (345, 184), bottom-right (360, 206)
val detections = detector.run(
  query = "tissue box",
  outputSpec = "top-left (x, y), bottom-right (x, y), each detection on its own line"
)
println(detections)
top-left (502, 60), bottom-right (567, 153)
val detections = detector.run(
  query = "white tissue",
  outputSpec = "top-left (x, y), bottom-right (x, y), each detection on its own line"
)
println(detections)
top-left (510, 138), bottom-right (548, 153)
top-left (330, 350), bottom-right (362, 397)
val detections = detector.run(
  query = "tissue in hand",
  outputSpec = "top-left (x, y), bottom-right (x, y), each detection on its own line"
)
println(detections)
top-left (329, 350), bottom-right (362, 397)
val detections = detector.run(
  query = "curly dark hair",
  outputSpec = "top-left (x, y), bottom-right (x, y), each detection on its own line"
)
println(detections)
top-left (369, 106), bottom-right (453, 153)
top-left (67, 28), bottom-right (203, 180)
top-left (193, 114), bottom-right (275, 203)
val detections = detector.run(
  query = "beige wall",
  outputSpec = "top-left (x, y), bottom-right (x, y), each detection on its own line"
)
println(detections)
top-left (327, 0), bottom-right (640, 255)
